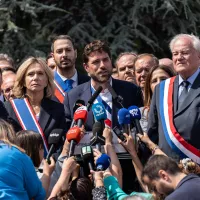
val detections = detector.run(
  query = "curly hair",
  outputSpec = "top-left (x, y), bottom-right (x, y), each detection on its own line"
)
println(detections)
top-left (83, 40), bottom-right (111, 64)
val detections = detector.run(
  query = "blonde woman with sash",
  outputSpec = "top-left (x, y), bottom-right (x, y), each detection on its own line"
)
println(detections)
top-left (5, 57), bottom-right (67, 156)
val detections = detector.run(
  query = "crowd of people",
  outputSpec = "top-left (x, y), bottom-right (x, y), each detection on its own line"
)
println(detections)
top-left (0, 33), bottom-right (200, 199)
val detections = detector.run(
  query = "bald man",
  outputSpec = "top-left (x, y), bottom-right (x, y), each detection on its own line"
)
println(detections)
top-left (134, 53), bottom-right (158, 96)
top-left (159, 58), bottom-right (173, 68)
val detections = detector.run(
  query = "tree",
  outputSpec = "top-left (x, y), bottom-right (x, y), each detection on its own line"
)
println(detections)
top-left (1, 0), bottom-right (200, 67)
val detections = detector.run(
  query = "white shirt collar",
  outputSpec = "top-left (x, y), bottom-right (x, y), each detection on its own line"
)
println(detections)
top-left (56, 69), bottom-right (78, 82)
top-left (178, 68), bottom-right (200, 86)
top-left (91, 78), bottom-right (112, 94)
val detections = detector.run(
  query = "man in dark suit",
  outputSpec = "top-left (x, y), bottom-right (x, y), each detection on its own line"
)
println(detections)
top-left (148, 34), bottom-right (200, 161)
top-left (0, 101), bottom-right (8, 120)
top-left (64, 40), bottom-right (143, 192)
top-left (51, 35), bottom-right (90, 103)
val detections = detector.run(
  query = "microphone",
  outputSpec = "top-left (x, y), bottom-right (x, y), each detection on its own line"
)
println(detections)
top-left (96, 154), bottom-right (111, 171)
top-left (73, 105), bottom-right (88, 127)
top-left (81, 145), bottom-right (95, 171)
top-left (87, 86), bottom-right (103, 111)
top-left (70, 100), bottom-right (85, 128)
top-left (66, 127), bottom-right (82, 157)
top-left (118, 108), bottom-right (131, 134)
top-left (107, 83), bottom-right (124, 107)
top-left (46, 129), bottom-right (64, 163)
top-left (90, 121), bottom-right (105, 152)
top-left (128, 106), bottom-right (143, 134)
top-left (92, 102), bottom-right (107, 129)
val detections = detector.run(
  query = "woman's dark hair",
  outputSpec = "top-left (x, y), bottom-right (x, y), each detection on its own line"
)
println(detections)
top-left (144, 65), bottom-right (176, 109)
top-left (16, 130), bottom-right (43, 167)
top-left (70, 177), bottom-right (93, 200)
top-left (51, 177), bottom-right (93, 200)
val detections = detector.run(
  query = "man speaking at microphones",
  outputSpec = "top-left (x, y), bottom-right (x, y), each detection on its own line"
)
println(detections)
top-left (64, 40), bottom-right (143, 191)
top-left (64, 40), bottom-right (143, 132)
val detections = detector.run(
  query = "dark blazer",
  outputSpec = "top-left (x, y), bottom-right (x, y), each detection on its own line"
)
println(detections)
top-left (148, 72), bottom-right (200, 159)
top-left (77, 72), bottom-right (90, 85)
top-left (0, 101), bottom-right (8, 120)
top-left (64, 78), bottom-right (143, 131)
top-left (5, 98), bottom-right (68, 143)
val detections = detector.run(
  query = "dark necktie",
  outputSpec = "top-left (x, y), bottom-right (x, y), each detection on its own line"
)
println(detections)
top-left (178, 81), bottom-right (190, 109)
top-left (65, 79), bottom-right (74, 92)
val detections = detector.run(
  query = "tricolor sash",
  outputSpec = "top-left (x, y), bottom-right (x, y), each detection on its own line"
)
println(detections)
top-left (10, 98), bottom-right (49, 155)
top-left (91, 86), bottom-right (112, 128)
top-left (159, 77), bottom-right (200, 164)
top-left (54, 71), bottom-right (66, 103)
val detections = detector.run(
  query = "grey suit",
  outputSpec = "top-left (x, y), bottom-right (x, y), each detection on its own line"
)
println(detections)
top-left (148, 72), bottom-right (200, 159)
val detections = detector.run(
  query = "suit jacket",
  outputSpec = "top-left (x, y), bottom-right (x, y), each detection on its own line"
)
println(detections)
top-left (77, 72), bottom-right (90, 85)
top-left (64, 78), bottom-right (143, 131)
top-left (5, 98), bottom-right (68, 144)
top-left (0, 101), bottom-right (8, 120)
top-left (148, 72), bottom-right (200, 159)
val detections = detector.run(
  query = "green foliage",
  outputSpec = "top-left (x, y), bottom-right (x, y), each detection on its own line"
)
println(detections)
top-left (1, 0), bottom-right (200, 67)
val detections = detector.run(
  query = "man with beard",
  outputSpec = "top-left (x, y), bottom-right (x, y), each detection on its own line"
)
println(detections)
top-left (142, 155), bottom-right (200, 200)
top-left (51, 35), bottom-right (90, 103)
top-left (116, 52), bottom-right (137, 83)
top-left (64, 40), bottom-right (143, 192)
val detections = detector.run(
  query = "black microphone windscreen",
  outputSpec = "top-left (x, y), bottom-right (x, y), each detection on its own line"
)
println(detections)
top-left (92, 121), bottom-right (104, 136)
top-left (88, 86), bottom-right (103, 105)
top-left (48, 129), bottom-right (63, 145)
top-left (73, 100), bottom-right (85, 114)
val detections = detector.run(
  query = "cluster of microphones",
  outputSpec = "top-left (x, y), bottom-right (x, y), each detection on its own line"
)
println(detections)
top-left (45, 85), bottom-right (144, 173)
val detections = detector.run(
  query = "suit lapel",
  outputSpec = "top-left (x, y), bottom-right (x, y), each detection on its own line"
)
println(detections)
top-left (175, 72), bottom-right (200, 117)
top-left (173, 76), bottom-right (179, 114)
top-left (39, 99), bottom-right (51, 132)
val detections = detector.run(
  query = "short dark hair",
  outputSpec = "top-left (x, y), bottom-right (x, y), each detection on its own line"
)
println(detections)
top-left (70, 177), bottom-right (92, 200)
top-left (51, 35), bottom-right (75, 52)
top-left (83, 40), bottom-right (111, 64)
top-left (133, 53), bottom-right (159, 71)
top-left (16, 130), bottom-right (43, 168)
top-left (1, 67), bottom-right (16, 74)
top-left (142, 155), bottom-right (182, 181)
top-left (46, 53), bottom-right (53, 61)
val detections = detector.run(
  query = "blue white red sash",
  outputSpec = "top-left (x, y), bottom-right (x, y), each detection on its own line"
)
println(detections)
top-left (54, 71), bottom-right (66, 103)
top-left (91, 86), bottom-right (112, 128)
top-left (10, 98), bottom-right (49, 155)
top-left (159, 77), bottom-right (200, 164)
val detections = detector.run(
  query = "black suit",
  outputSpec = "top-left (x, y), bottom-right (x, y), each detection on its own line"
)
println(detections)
top-left (148, 72), bottom-right (200, 159)
top-left (64, 78), bottom-right (143, 131)
top-left (0, 101), bottom-right (8, 120)
top-left (64, 78), bottom-right (143, 193)
top-left (77, 72), bottom-right (90, 85)
top-left (5, 98), bottom-right (68, 148)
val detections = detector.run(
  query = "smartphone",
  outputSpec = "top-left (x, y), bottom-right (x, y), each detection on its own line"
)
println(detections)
top-left (112, 126), bottom-right (126, 142)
